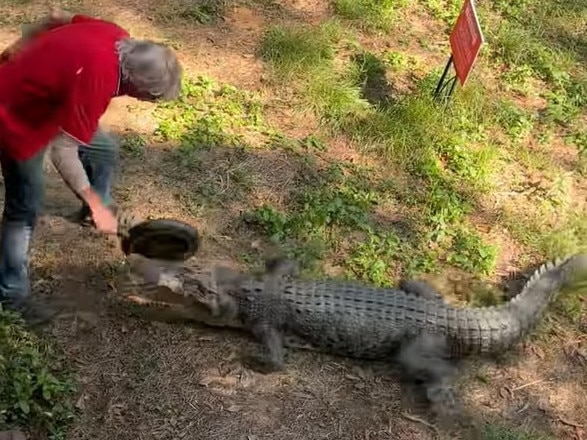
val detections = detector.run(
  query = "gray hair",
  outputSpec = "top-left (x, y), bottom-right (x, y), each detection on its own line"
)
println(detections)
top-left (116, 38), bottom-right (182, 101)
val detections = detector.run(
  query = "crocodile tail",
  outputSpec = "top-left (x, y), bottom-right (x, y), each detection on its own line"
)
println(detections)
top-left (452, 253), bottom-right (587, 355)
top-left (502, 254), bottom-right (587, 329)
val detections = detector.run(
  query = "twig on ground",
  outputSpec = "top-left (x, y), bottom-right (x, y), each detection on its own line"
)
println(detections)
top-left (558, 417), bottom-right (584, 429)
top-left (401, 411), bottom-right (439, 435)
top-left (510, 378), bottom-right (544, 392)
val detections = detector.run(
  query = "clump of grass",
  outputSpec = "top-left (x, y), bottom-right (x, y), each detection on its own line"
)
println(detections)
top-left (302, 66), bottom-right (371, 129)
top-left (259, 22), bottom-right (343, 78)
top-left (331, 0), bottom-right (408, 32)
top-left (0, 307), bottom-right (77, 437)
top-left (158, 0), bottom-right (226, 24)
top-left (243, 161), bottom-right (377, 237)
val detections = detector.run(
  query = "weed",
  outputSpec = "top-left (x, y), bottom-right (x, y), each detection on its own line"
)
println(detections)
top-left (446, 227), bottom-right (498, 275)
top-left (491, 0), bottom-right (531, 19)
top-left (347, 230), bottom-right (403, 286)
top-left (385, 51), bottom-right (409, 71)
top-left (565, 130), bottom-right (587, 155)
top-left (242, 161), bottom-right (380, 269)
top-left (422, 0), bottom-right (462, 27)
top-left (0, 308), bottom-right (77, 437)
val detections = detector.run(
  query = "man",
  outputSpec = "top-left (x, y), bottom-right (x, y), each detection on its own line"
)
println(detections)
top-left (0, 8), bottom-right (183, 313)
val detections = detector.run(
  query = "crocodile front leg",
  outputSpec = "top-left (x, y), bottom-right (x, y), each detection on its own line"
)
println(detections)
top-left (244, 320), bottom-right (286, 374)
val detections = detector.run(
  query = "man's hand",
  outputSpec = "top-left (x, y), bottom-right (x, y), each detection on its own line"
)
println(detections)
top-left (91, 203), bottom-right (118, 234)
top-left (81, 188), bottom-right (117, 233)
top-left (78, 186), bottom-right (117, 233)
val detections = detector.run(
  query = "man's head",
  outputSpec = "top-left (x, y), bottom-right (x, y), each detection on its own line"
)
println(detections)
top-left (116, 38), bottom-right (182, 102)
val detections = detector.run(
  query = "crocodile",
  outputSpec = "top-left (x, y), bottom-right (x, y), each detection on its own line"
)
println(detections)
top-left (119, 252), bottom-right (587, 403)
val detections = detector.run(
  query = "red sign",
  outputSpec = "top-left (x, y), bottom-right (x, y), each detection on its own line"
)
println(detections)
top-left (449, 0), bottom-right (484, 86)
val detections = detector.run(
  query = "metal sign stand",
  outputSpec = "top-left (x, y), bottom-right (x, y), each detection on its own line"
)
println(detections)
top-left (433, 55), bottom-right (458, 103)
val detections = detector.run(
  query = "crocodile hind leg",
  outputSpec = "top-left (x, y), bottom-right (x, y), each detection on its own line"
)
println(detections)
top-left (396, 332), bottom-right (458, 407)
top-left (399, 280), bottom-right (445, 302)
top-left (243, 320), bottom-right (286, 374)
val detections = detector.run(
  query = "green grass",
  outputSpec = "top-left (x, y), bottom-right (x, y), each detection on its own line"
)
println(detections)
top-left (0, 307), bottom-right (77, 438)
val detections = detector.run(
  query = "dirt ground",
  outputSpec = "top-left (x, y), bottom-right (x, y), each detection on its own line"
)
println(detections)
top-left (0, 0), bottom-right (586, 439)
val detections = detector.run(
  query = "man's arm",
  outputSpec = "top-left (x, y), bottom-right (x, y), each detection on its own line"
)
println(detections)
top-left (48, 133), bottom-right (89, 196)
top-left (48, 133), bottom-right (104, 208)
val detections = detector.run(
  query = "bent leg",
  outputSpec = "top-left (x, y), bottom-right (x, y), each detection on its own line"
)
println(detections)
top-left (0, 149), bottom-right (45, 301)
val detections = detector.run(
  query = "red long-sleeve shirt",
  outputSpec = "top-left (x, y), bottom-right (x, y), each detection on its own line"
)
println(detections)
top-left (0, 14), bottom-right (130, 161)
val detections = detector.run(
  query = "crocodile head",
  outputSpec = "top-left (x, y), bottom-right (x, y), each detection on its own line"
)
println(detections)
top-left (116, 254), bottom-right (245, 327)
top-left (116, 254), bottom-right (300, 329)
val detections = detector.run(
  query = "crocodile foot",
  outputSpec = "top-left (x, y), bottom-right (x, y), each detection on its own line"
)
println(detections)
top-left (246, 321), bottom-right (287, 374)
top-left (396, 332), bottom-right (458, 405)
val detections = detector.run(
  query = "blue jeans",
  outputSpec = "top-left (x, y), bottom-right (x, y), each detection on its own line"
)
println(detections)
top-left (0, 128), bottom-right (119, 301)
